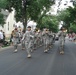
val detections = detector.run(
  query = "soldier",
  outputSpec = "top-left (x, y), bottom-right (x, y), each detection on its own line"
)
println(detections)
top-left (50, 31), bottom-right (55, 47)
top-left (10, 30), bottom-right (14, 46)
top-left (58, 27), bottom-right (66, 54)
top-left (48, 30), bottom-right (53, 49)
top-left (42, 28), bottom-right (50, 53)
top-left (37, 29), bottom-right (42, 47)
top-left (18, 30), bottom-right (22, 43)
top-left (22, 26), bottom-right (34, 58)
top-left (21, 30), bottom-right (25, 50)
top-left (12, 28), bottom-right (19, 53)
top-left (30, 30), bottom-right (35, 52)
top-left (33, 29), bottom-right (39, 50)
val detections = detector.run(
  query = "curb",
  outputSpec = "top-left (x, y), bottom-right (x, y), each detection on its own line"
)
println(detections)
top-left (0, 46), bottom-right (13, 51)
top-left (0, 44), bottom-right (21, 51)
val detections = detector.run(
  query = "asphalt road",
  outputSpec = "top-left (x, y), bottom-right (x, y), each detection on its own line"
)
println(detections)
top-left (0, 38), bottom-right (76, 75)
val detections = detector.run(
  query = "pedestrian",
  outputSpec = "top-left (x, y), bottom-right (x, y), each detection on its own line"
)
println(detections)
top-left (33, 29), bottom-right (37, 50)
top-left (72, 32), bottom-right (75, 42)
top-left (68, 33), bottom-right (72, 41)
top-left (58, 27), bottom-right (66, 54)
top-left (49, 31), bottom-right (54, 48)
top-left (12, 28), bottom-right (19, 53)
top-left (36, 29), bottom-right (42, 47)
top-left (42, 28), bottom-right (50, 53)
top-left (21, 30), bottom-right (25, 50)
top-left (0, 30), bottom-right (3, 48)
top-left (22, 26), bottom-right (34, 58)
top-left (10, 30), bottom-right (14, 46)
top-left (33, 29), bottom-right (40, 50)
top-left (18, 29), bottom-right (22, 43)
top-left (73, 33), bottom-right (76, 44)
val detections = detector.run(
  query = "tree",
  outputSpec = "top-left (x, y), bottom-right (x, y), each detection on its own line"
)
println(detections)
top-left (57, 5), bottom-right (76, 32)
top-left (5, 0), bottom-right (55, 30)
top-left (37, 15), bottom-right (59, 32)
top-left (0, 0), bottom-right (7, 9)
top-left (0, 13), bottom-right (5, 26)
top-left (0, 0), bottom-right (7, 26)
top-left (70, 24), bottom-right (76, 33)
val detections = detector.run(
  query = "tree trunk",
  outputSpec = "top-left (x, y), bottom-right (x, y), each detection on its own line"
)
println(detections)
top-left (22, 0), bottom-right (27, 31)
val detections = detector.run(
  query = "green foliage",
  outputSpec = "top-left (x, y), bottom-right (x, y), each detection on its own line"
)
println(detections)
top-left (0, 0), bottom-right (7, 9)
top-left (0, 0), bottom-right (58, 32)
top-left (57, 5), bottom-right (76, 32)
top-left (5, 0), bottom-right (55, 25)
top-left (0, 0), bottom-right (7, 26)
top-left (37, 15), bottom-right (59, 32)
top-left (0, 13), bottom-right (5, 26)
top-left (27, 0), bottom-right (54, 21)
top-left (57, 9), bottom-right (70, 21)
top-left (70, 23), bottom-right (76, 33)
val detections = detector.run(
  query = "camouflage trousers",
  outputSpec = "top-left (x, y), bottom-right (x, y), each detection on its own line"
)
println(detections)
top-left (12, 38), bottom-right (19, 50)
top-left (21, 40), bottom-right (25, 49)
top-left (59, 39), bottom-right (65, 52)
top-left (43, 38), bottom-right (50, 50)
top-left (25, 41), bottom-right (32, 55)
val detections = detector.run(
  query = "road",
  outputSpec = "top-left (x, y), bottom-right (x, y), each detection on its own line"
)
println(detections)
top-left (0, 38), bottom-right (76, 75)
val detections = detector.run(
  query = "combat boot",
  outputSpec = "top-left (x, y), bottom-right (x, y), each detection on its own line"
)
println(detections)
top-left (27, 54), bottom-right (31, 58)
top-left (14, 49), bottom-right (18, 53)
top-left (60, 50), bottom-right (64, 54)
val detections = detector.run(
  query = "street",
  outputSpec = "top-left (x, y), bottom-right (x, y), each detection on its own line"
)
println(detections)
top-left (0, 38), bottom-right (76, 75)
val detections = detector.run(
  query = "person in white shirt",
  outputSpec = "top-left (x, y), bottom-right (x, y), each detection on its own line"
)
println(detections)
top-left (0, 30), bottom-right (3, 47)
top-left (0, 30), bottom-right (3, 40)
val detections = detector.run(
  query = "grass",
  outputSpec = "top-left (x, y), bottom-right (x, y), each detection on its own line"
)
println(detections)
top-left (2, 45), bottom-right (10, 48)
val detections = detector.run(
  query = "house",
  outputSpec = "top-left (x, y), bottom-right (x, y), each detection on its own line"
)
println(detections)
top-left (0, 9), bottom-right (37, 37)
top-left (0, 9), bottom-right (16, 37)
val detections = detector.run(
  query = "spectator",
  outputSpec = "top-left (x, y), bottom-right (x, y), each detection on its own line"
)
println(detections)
top-left (3, 32), bottom-right (5, 43)
top-left (10, 30), bottom-right (14, 45)
top-left (0, 30), bottom-right (3, 47)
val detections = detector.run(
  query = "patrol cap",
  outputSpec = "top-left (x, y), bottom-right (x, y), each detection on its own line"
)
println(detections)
top-left (38, 30), bottom-right (40, 32)
top-left (14, 28), bottom-right (18, 30)
top-left (27, 26), bottom-right (31, 28)
top-left (60, 27), bottom-right (65, 30)
top-left (45, 28), bottom-right (49, 31)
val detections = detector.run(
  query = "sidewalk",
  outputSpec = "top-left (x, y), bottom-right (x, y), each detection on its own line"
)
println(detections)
top-left (0, 46), bottom-right (13, 51)
top-left (0, 44), bottom-right (21, 51)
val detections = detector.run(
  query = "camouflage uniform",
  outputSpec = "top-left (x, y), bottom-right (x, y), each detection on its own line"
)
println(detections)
top-left (37, 30), bottom-right (42, 47)
top-left (50, 32), bottom-right (56, 47)
top-left (12, 28), bottom-right (19, 53)
top-left (33, 31), bottom-right (39, 50)
top-left (58, 29), bottom-right (66, 54)
top-left (42, 29), bottom-right (50, 52)
top-left (21, 30), bottom-right (25, 50)
top-left (49, 31), bottom-right (53, 48)
top-left (22, 27), bottom-right (34, 58)
top-left (18, 31), bottom-right (22, 43)
top-left (30, 30), bottom-right (35, 52)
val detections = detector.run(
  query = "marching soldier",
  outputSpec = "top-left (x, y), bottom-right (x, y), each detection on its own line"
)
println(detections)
top-left (22, 26), bottom-right (34, 58)
top-left (12, 28), bottom-right (19, 53)
top-left (58, 27), bottom-right (66, 54)
top-left (48, 31), bottom-right (53, 49)
top-left (21, 30), bottom-right (25, 50)
top-left (32, 29), bottom-right (37, 50)
top-left (50, 31), bottom-right (55, 47)
top-left (18, 30), bottom-right (22, 43)
top-left (30, 30), bottom-right (35, 52)
top-left (42, 28), bottom-right (50, 53)
top-left (33, 29), bottom-right (40, 49)
top-left (37, 30), bottom-right (42, 47)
